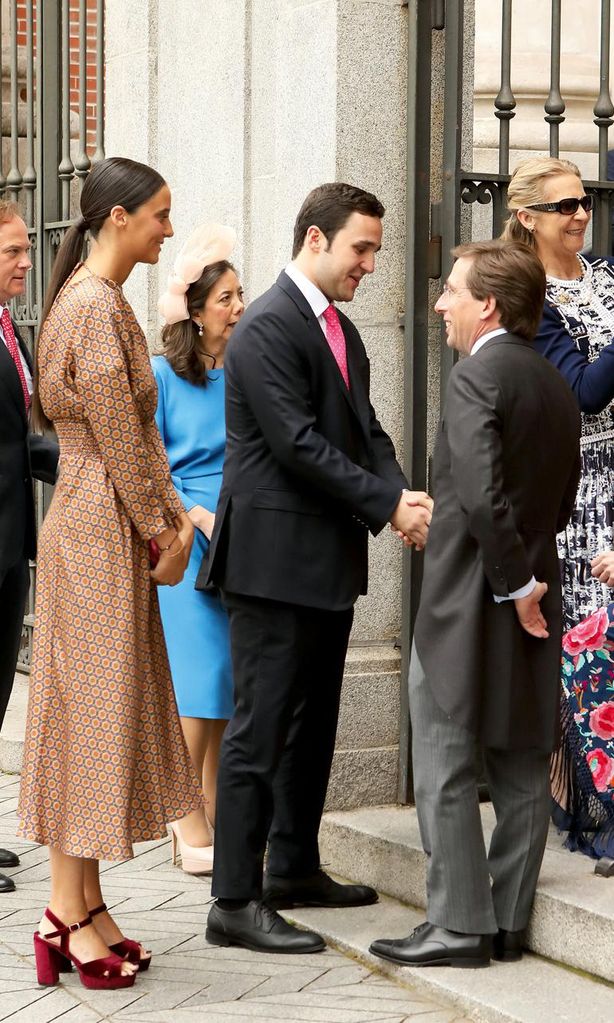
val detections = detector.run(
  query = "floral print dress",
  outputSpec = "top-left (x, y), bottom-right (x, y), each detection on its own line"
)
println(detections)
top-left (558, 607), bottom-right (614, 856)
top-left (535, 256), bottom-right (614, 858)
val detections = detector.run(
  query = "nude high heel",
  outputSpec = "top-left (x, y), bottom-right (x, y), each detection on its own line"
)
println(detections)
top-left (168, 820), bottom-right (214, 875)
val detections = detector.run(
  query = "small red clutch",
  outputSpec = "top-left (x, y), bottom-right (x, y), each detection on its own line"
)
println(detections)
top-left (149, 539), bottom-right (161, 568)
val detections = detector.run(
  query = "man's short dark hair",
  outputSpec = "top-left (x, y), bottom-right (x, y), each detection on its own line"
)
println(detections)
top-left (292, 182), bottom-right (385, 258)
top-left (451, 239), bottom-right (546, 341)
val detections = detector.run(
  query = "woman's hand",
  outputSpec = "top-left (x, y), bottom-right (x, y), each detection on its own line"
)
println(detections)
top-left (591, 550), bottom-right (614, 586)
top-left (150, 513), bottom-right (194, 586)
top-left (188, 504), bottom-right (215, 540)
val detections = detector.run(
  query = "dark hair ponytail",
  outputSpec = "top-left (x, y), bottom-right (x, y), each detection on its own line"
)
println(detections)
top-left (32, 157), bottom-right (166, 431)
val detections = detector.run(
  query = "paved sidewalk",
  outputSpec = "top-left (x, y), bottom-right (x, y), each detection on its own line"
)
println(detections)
top-left (0, 771), bottom-right (470, 1023)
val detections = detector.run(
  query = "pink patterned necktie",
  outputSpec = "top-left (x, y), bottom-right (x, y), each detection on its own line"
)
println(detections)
top-left (1, 307), bottom-right (30, 412)
top-left (322, 304), bottom-right (350, 389)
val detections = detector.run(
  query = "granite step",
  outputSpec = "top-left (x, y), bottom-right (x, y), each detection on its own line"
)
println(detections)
top-left (317, 804), bottom-right (614, 986)
top-left (286, 895), bottom-right (614, 1023)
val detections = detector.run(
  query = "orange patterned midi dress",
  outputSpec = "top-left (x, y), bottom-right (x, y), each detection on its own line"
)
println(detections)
top-left (17, 268), bottom-right (203, 860)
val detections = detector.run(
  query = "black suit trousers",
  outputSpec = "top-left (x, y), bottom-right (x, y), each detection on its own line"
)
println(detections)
top-left (0, 558), bottom-right (29, 730)
top-left (211, 591), bottom-right (353, 899)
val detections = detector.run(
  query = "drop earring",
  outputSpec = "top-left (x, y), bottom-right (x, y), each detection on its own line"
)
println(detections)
top-left (196, 321), bottom-right (203, 337)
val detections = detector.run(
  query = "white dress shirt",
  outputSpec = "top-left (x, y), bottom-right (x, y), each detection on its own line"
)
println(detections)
top-left (469, 325), bottom-right (535, 602)
top-left (0, 304), bottom-right (33, 395)
top-left (284, 262), bottom-right (330, 336)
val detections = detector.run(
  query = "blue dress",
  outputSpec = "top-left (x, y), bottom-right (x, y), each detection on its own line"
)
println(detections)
top-left (152, 356), bottom-right (233, 719)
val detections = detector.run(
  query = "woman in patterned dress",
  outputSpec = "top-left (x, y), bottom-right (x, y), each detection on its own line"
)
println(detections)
top-left (154, 224), bottom-right (244, 874)
top-left (17, 158), bottom-right (203, 987)
top-left (503, 156), bottom-right (614, 857)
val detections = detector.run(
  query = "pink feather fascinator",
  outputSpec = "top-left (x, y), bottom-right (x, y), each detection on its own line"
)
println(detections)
top-left (158, 222), bottom-right (236, 325)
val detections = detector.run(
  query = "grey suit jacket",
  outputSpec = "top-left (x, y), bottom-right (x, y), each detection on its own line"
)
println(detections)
top-left (414, 332), bottom-right (581, 751)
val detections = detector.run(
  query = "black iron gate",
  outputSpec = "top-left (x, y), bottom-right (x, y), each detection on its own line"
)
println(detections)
top-left (2, 0), bottom-right (105, 671)
top-left (399, 0), bottom-right (614, 801)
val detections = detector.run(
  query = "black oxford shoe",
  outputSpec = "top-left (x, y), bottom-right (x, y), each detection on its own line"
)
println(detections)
top-left (206, 899), bottom-right (326, 954)
top-left (0, 849), bottom-right (19, 868)
top-left (370, 921), bottom-right (492, 968)
top-left (263, 868), bottom-right (378, 909)
top-left (492, 927), bottom-right (526, 962)
top-left (0, 872), bottom-right (15, 893)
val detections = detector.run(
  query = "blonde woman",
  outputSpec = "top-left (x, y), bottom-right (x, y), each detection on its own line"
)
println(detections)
top-left (503, 156), bottom-right (614, 859)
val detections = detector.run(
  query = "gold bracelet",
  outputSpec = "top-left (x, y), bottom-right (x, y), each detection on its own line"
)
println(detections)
top-left (157, 533), bottom-right (180, 552)
top-left (165, 541), bottom-right (185, 559)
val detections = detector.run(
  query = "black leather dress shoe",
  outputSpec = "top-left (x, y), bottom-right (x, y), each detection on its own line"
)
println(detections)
top-left (206, 899), bottom-right (326, 954)
top-left (0, 872), bottom-right (15, 893)
top-left (263, 869), bottom-right (378, 909)
top-left (0, 849), bottom-right (19, 868)
top-left (492, 927), bottom-right (526, 962)
top-left (370, 921), bottom-right (492, 968)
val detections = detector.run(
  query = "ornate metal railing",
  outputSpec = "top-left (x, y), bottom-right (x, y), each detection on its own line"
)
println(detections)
top-left (400, 0), bottom-right (614, 800)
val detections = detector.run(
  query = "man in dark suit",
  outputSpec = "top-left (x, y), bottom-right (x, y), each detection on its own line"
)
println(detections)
top-left (0, 201), bottom-right (58, 892)
top-left (370, 239), bottom-right (581, 969)
top-left (199, 182), bottom-right (432, 953)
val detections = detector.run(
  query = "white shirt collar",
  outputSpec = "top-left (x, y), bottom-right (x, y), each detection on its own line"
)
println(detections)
top-left (284, 262), bottom-right (330, 320)
top-left (470, 326), bottom-right (507, 356)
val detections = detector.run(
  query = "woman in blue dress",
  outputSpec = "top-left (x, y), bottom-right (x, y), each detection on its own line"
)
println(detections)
top-left (154, 223), bottom-right (244, 873)
top-left (503, 157), bottom-right (614, 858)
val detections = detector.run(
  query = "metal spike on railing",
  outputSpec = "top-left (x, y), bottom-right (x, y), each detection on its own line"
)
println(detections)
top-left (494, 0), bottom-right (516, 176)
top-left (545, 0), bottom-right (565, 157)
top-left (74, 0), bottom-right (92, 183)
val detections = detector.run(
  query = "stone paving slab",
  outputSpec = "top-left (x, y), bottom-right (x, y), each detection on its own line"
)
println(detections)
top-left (0, 770), bottom-right (469, 1023)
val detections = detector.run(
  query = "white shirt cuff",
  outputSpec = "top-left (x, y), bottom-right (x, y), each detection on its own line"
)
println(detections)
top-left (493, 576), bottom-right (537, 604)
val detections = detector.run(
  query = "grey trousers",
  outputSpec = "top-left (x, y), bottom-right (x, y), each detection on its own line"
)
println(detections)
top-left (409, 644), bottom-right (551, 935)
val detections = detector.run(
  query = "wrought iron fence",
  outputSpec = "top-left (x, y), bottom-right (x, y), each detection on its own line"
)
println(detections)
top-left (1, 0), bottom-right (105, 670)
top-left (401, 0), bottom-right (614, 801)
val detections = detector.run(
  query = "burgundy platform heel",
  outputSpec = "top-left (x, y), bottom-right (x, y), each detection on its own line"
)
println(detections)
top-left (33, 907), bottom-right (136, 989)
top-left (89, 902), bottom-right (152, 971)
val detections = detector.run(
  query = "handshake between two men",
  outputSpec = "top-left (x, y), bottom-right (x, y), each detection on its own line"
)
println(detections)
top-left (389, 490), bottom-right (433, 550)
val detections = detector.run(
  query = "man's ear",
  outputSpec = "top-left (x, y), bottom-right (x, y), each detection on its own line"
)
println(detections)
top-left (305, 225), bottom-right (326, 253)
top-left (480, 294), bottom-right (498, 320)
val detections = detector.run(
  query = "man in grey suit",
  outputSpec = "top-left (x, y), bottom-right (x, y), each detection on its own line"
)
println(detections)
top-left (371, 239), bottom-right (581, 968)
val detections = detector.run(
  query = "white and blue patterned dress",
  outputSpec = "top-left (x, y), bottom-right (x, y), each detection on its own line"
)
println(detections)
top-left (535, 255), bottom-right (614, 858)
top-left (535, 255), bottom-right (614, 630)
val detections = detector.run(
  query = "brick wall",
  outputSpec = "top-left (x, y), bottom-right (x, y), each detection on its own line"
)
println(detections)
top-left (16, 0), bottom-right (101, 153)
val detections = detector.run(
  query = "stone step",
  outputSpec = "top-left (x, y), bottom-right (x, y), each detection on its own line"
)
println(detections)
top-left (286, 896), bottom-right (614, 1023)
top-left (0, 672), bottom-right (26, 773)
top-left (317, 804), bottom-right (614, 987)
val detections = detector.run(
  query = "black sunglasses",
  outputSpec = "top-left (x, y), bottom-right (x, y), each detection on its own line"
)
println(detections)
top-left (526, 195), bottom-right (594, 216)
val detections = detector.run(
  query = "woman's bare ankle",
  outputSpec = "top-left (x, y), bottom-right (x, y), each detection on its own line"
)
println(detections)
top-left (42, 899), bottom-right (89, 933)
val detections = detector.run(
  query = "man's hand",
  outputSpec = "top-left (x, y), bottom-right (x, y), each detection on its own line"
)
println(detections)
top-left (390, 491), bottom-right (433, 550)
top-left (591, 550), bottom-right (614, 586)
top-left (514, 581), bottom-right (549, 639)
